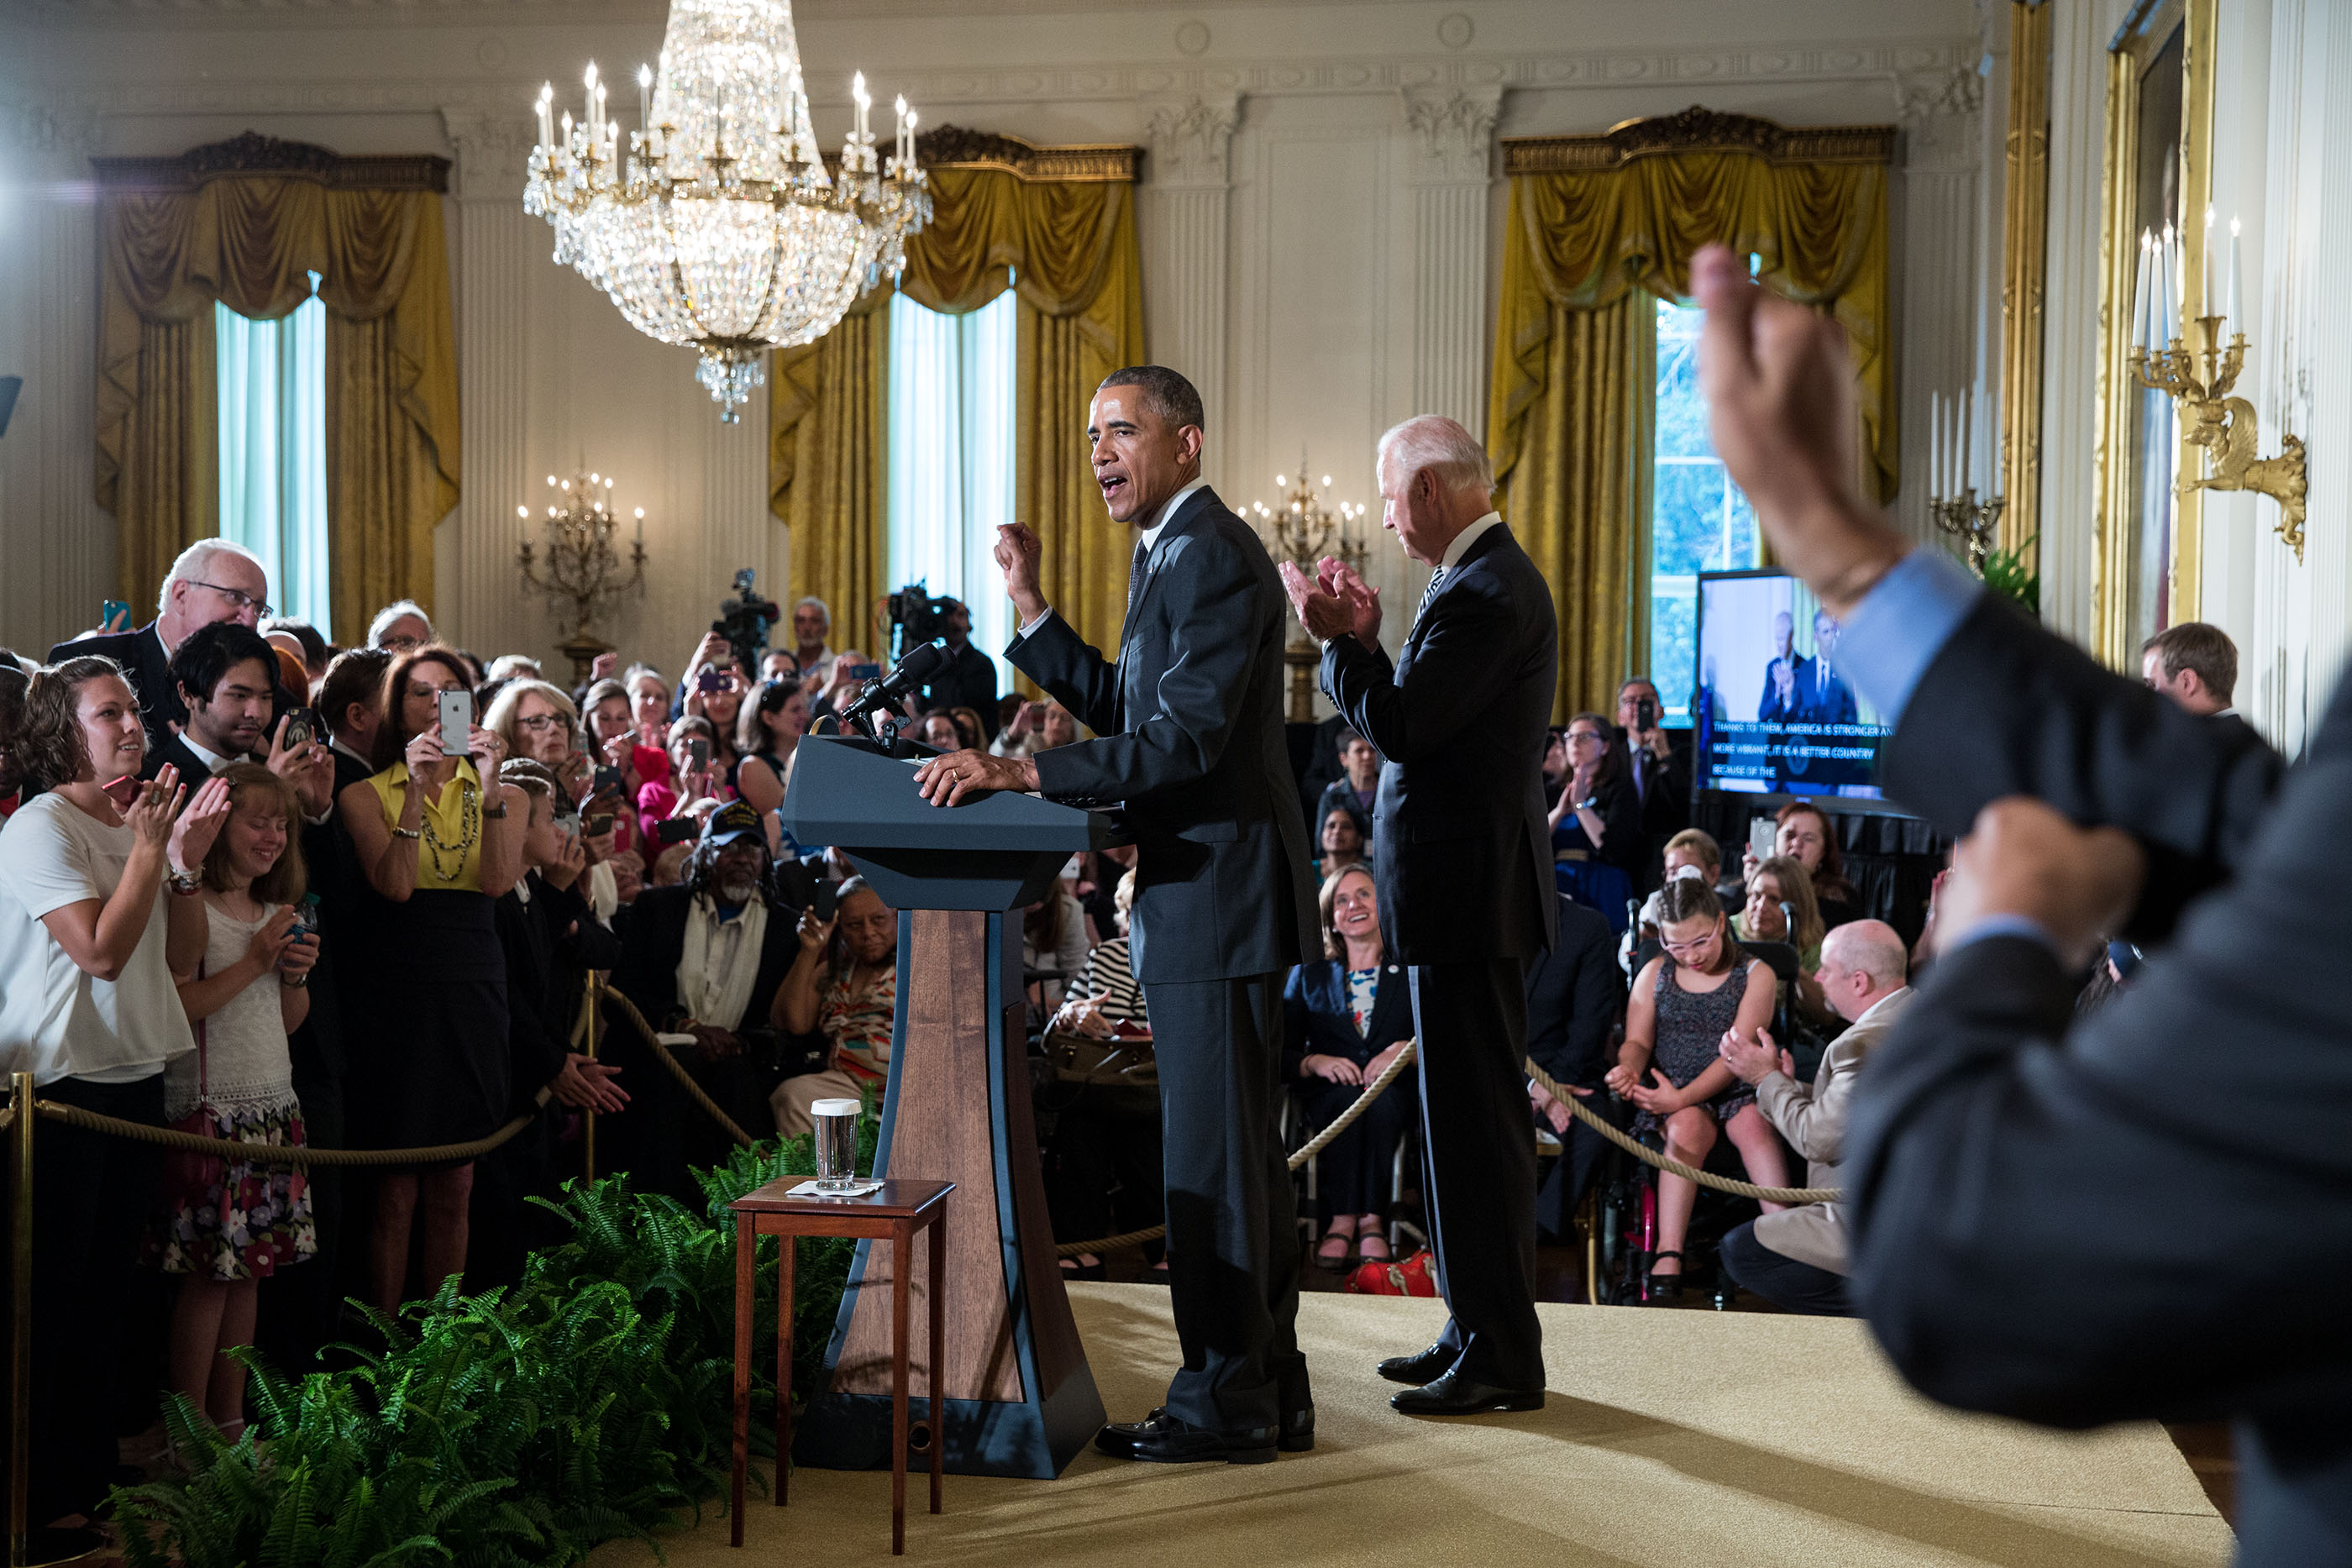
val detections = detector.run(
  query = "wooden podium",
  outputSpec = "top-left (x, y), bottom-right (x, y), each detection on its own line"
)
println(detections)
top-left (780, 737), bottom-right (1113, 1479)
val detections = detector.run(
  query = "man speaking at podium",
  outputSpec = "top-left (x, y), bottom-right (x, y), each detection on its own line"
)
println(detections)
top-left (913, 366), bottom-right (1320, 1466)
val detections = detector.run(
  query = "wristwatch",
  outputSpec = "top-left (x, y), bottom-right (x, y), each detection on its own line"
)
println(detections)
top-left (482, 803), bottom-right (508, 820)
top-left (165, 862), bottom-right (202, 897)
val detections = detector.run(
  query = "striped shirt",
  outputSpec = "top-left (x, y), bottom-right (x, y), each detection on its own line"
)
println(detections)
top-left (1068, 936), bottom-right (1147, 1025)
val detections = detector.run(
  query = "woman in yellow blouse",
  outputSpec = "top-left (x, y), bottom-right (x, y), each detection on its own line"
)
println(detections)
top-left (335, 644), bottom-right (526, 1313)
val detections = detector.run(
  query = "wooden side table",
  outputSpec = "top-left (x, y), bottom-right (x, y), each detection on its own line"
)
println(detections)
top-left (731, 1177), bottom-right (954, 1555)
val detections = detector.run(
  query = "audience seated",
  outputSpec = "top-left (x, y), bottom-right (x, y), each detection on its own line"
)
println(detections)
top-left (1314, 805), bottom-right (1368, 880)
top-left (1042, 869), bottom-right (1160, 1278)
top-left (770, 875), bottom-right (898, 1140)
top-left (1548, 710), bottom-right (1644, 932)
top-left (1524, 893), bottom-right (1629, 1238)
top-left (1608, 878), bottom-right (1789, 1298)
top-left (606, 801), bottom-right (799, 1201)
top-left (1735, 853), bottom-right (1827, 973)
top-left (1282, 867), bottom-right (1416, 1270)
top-left (913, 710), bottom-right (962, 751)
top-left (735, 677), bottom-right (809, 816)
top-left (1714, 920), bottom-right (1912, 1314)
top-left (990, 697), bottom-right (1078, 762)
top-left (1023, 867), bottom-right (1089, 1028)
top-left (1615, 678), bottom-right (1688, 883)
top-left (1314, 727), bottom-right (1378, 836)
top-left (1741, 801), bottom-right (1861, 928)
top-left (1630, 827), bottom-right (1722, 955)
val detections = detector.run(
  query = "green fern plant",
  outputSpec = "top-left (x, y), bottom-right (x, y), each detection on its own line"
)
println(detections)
top-left (111, 1104), bottom-right (879, 1568)
top-left (1982, 533), bottom-right (2040, 617)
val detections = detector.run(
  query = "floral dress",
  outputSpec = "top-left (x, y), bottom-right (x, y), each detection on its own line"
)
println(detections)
top-left (149, 901), bottom-right (315, 1282)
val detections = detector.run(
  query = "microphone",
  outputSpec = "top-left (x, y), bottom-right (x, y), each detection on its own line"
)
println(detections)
top-left (837, 639), bottom-right (951, 726)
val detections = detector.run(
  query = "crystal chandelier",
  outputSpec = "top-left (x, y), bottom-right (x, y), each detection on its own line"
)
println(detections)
top-left (524, 0), bottom-right (930, 422)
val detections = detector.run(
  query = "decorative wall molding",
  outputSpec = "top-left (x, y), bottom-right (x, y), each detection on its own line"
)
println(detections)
top-left (1399, 83), bottom-right (1501, 184)
top-left (90, 129), bottom-right (449, 190)
top-left (1894, 62), bottom-right (1985, 166)
top-left (2, 38), bottom-right (1973, 120)
top-left (1143, 95), bottom-right (1241, 188)
top-left (1504, 105), bottom-right (1898, 175)
top-left (916, 124), bottom-right (1142, 182)
top-left (4, 101), bottom-right (99, 154)
top-left (438, 107), bottom-right (535, 203)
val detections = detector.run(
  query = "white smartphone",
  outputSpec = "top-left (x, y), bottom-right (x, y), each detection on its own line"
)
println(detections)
top-left (438, 689), bottom-right (474, 758)
top-left (1748, 818), bottom-right (1777, 863)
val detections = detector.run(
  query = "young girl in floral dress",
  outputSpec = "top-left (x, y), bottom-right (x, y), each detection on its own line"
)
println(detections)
top-left (154, 763), bottom-right (318, 1435)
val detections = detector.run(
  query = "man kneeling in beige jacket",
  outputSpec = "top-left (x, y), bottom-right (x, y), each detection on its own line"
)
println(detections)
top-left (1715, 920), bottom-right (1913, 1314)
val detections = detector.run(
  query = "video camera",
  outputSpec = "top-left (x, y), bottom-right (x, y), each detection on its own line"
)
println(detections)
top-left (886, 581), bottom-right (963, 662)
top-left (712, 569), bottom-right (780, 674)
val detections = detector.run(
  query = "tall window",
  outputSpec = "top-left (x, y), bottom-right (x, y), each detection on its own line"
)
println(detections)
top-left (886, 286), bottom-right (1016, 686)
top-left (216, 272), bottom-right (330, 628)
top-left (1647, 295), bottom-right (1760, 722)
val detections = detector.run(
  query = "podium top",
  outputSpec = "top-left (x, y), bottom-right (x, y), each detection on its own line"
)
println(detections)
top-left (781, 734), bottom-right (1121, 854)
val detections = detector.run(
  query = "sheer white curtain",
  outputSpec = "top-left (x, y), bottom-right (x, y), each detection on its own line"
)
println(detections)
top-left (886, 286), bottom-right (1016, 686)
top-left (216, 273), bottom-right (330, 630)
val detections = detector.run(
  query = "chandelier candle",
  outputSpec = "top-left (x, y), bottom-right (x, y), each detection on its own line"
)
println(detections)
top-left (525, 0), bottom-right (930, 422)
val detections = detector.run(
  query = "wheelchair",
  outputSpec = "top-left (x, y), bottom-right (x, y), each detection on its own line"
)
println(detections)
top-left (1585, 939), bottom-right (1815, 1308)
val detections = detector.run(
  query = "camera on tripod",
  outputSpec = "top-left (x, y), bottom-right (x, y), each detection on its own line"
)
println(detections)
top-left (886, 582), bottom-right (963, 661)
top-left (712, 569), bottom-right (780, 674)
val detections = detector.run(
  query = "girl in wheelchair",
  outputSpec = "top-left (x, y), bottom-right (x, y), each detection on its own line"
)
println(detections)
top-left (1605, 878), bottom-right (1791, 1298)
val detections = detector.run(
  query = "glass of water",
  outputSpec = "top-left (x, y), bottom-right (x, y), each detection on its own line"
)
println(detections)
top-left (811, 1098), bottom-right (862, 1193)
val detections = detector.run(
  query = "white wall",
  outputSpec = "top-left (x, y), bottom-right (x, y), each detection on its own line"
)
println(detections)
top-left (0, 0), bottom-right (1982, 697)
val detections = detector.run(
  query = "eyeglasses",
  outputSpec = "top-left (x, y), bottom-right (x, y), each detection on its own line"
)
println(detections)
top-left (190, 580), bottom-right (273, 619)
top-left (1567, 730), bottom-right (1606, 747)
top-left (512, 713), bottom-right (570, 732)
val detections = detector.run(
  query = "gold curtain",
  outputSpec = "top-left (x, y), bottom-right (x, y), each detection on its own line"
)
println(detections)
top-left (771, 290), bottom-right (890, 654)
top-left (95, 170), bottom-right (459, 642)
top-left (1488, 121), bottom-right (1892, 716)
top-left (770, 155), bottom-right (1144, 663)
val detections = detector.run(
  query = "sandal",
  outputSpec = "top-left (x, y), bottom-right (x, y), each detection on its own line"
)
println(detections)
top-left (1315, 1231), bottom-right (1356, 1270)
top-left (1058, 1254), bottom-right (1105, 1282)
top-left (1646, 1250), bottom-right (1685, 1303)
top-left (1355, 1231), bottom-right (1392, 1264)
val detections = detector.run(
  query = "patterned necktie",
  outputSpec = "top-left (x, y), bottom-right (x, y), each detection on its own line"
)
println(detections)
top-left (1126, 538), bottom-right (1150, 623)
top-left (1411, 566), bottom-right (1447, 632)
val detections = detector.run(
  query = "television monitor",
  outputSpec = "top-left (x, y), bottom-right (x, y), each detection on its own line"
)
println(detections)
top-left (1692, 568), bottom-right (1888, 801)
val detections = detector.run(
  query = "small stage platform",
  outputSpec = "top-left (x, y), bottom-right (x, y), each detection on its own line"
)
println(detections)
top-left (595, 1285), bottom-right (2231, 1568)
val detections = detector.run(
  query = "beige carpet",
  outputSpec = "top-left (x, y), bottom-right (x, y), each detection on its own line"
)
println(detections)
top-left (594, 1284), bottom-right (2232, 1568)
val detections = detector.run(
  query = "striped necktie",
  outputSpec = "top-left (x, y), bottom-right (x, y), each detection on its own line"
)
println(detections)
top-left (1411, 566), bottom-right (1447, 632)
top-left (1126, 538), bottom-right (1149, 623)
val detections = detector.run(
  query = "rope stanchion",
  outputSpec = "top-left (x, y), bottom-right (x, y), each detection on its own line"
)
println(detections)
top-left (1523, 1058), bottom-right (1836, 1204)
top-left (591, 978), bottom-right (758, 1149)
top-left (1054, 1040), bottom-right (1420, 1260)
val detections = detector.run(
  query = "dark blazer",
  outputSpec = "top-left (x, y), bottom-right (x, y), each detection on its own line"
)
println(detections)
top-left (1322, 522), bottom-right (1558, 965)
top-left (609, 885), bottom-right (801, 1034)
top-left (1845, 591), bottom-right (2335, 1565)
top-left (1314, 778), bottom-right (1374, 837)
top-left (1522, 895), bottom-right (1621, 1089)
top-left (54, 624), bottom-right (185, 739)
top-left (1758, 652), bottom-right (1812, 722)
top-left (1555, 770), bottom-right (1645, 874)
top-left (1010, 486), bottom-right (1317, 984)
top-left (1280, 956), bottom-right (1412, 1081)
top-left (496, 874), bottom-right (622, 1102)
top-left (1798, 659), bottom-right (1858, 726)
top-left (916, 640), bottom-right (1004, 738)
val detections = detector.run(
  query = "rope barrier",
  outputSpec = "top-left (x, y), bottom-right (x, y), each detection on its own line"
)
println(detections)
top-left (1522, 1058), bottom-right (1837, 1204)
top-left (1053, 1040), bottom-right (1420, 1259)
top-left (591, 979), bottom-right (758, 1149)
top-left (30, 1087), bottom-right (554, 1168)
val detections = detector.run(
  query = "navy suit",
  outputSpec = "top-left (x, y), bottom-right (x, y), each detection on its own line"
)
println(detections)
top-left (1321, 520), bottom-right (1558, 1389)
top-left (1758, 652), bottom-right (1811, 723)
top-left (1011, 484), bottom-right (1316, 1435)
top-left (1283, 958), bottom-right (1416, 1219)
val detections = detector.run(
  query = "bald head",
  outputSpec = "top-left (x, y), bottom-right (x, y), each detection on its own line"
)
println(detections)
top-left (1818, 919), bottom-right (1907, 1022)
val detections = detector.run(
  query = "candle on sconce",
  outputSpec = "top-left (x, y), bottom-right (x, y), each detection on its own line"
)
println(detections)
top-left (2202, 204), bottom-right (2215, 319)
top-left (1959, 387), bottom-right (1972, 495)
top-left (536, 85), bottom-right (554, 154)
top-left (1929, 391), bottom-right (1943, 497)
top-left (634, 507), bottom-right (644, 545)
top-left (2133, 229), bottom-right (2153, 353)
top-left (2228, 216), bottom-right (2244, 331)
top-left (905, 109), bottom-right (917, 170)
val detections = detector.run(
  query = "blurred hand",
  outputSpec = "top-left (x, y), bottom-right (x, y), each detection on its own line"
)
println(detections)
top-left (130, 767), bottom-right (186, 850)
top-left (552, 1052), bottom-right (628, 1114)
top-left (1301, 1053), bottom-right (1362, 1086)
top-left (167, 774), bottom-right (233, 868)
top-left (1622, 1067), bottom-right (1683, 1114)
top-left (544, 833), bottom-right (588, 891)
top-left (1693, 244), bottom-right (1908, 618)
top-left (590, 651), bottom-right (620, 682)
top-left (1940, 797), bottom-right (2146, 968)
top-left (995, 523), bottom-right (1047, 624)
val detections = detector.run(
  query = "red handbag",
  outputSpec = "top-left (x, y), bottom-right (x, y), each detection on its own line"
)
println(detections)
top-left (1343, 1247), bottom-right (1439, 1297)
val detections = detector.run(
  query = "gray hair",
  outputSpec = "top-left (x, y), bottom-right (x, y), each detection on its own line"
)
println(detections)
top-left (158, 539), bottom-right (265, 614)
top-left (367, 600), bottom-right (434, 648)
top-left (793, 595), bottom-right (832, 626)
top-left (1376, 415), bottom-right (1493, 497)
top-left (1824, 920), bottom-right (1908, 990)
top-left (485, 653), bottom-right (542, 680)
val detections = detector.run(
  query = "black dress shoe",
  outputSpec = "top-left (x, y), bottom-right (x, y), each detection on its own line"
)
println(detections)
top-left (1279, 1403), bottom-right (1315, 1453)
top-left (1389, 1370), bottom-right (1546, 1416)
top-left (1376, 1342), bottom-right (1457, 1387)
top-left (1095, 1409), bottom-right (1278, 1465)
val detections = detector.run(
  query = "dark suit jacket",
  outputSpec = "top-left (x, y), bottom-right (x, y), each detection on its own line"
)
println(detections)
top-left (1009, 486), bottom-right (1317, 984)
top-left (54, 623), bottom-right (185, 739)
top-left (496, 874), bottom-right (622, 1104)
top-left (610, 884), bottom-right (801, 1035)
top-left (1758, 652), bottom-right (1812, 722)
top-left (1844, 591), bottom-right (2336, 1564)
top-left (1522, 895), bottom-right (1620, 1088)
top-left (916, 641), bottom-right (1004, 738)
top-left (1280, 957), bottom-right (1413, 1081)
top-left (1321, 522), bottom-right (1558, 965)
top-left (1798, 660), bottom-right (1858, 726)
top-left (1314, 779), bottom-right (1375, 837)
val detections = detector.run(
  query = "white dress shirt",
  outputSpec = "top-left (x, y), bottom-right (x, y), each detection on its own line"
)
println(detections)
top-left (1019, 475), bottom-right (1210, 640)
